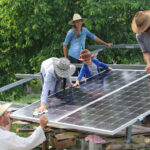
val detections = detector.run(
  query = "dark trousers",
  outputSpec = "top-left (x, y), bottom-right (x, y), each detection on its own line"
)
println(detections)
top-left (68, 56), bottom-right (82, 76)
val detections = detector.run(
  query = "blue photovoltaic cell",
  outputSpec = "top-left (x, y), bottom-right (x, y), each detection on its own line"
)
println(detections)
top-left (11, 70), bottom-right (150, 135)
top-left (59, 76), bottom-right (150, 134)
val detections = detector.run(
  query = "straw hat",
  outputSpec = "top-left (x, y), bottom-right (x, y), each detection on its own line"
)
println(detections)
top-left (78, 49), bottom-right (95, 61)
top-left (131, 10), bottom-right (150, 33)
top-left (53, 58), bottom-right (76, 78)
top-left (0, 103), bottom-right (12, 116)
top-left (68, 13), bottom-right (87, 25)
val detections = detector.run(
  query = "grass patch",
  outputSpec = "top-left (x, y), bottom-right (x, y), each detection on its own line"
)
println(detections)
top-left (12, 93), bottom-right (41, 104)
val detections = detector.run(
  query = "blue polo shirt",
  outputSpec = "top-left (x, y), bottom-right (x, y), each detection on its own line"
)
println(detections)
top-left (63, 27), bottom-right (97, 59)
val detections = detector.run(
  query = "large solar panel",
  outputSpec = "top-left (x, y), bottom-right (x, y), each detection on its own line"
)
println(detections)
top-left (11, 70), bottom-right (150, 135)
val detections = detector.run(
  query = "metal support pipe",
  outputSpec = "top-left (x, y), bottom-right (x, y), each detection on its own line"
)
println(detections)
top-left (81, 139), bottom-right (86, 150)
top-left (88, 44), bottom-right (140, 50)
top-left (126, 125), bottom-right (132, 144)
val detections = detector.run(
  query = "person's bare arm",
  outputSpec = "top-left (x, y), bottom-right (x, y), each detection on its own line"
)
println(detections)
top-left (35, 102), bottom-right (46, 113)
top-left (72, 80), bottom-right (80, 87)
top-left (5, 112), bottom-right (13, 131)
top-left (95, 37), bottom-right (112, 48)
top-left (40, 116), bottom-right (48, 129)
top-left (143, 53), bottom-right (150, 73)
top-left (63, 45), bottom-right (68, 58)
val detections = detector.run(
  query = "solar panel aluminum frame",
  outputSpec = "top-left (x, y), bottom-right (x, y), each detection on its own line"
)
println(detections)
top-left (11, 109), bottom-right (150, 135)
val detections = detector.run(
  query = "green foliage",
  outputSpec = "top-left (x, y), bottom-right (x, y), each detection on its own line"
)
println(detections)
top-left (0, 0), bottom-right (149, 100)
top-left (80, 0), bottom-right (150, 63)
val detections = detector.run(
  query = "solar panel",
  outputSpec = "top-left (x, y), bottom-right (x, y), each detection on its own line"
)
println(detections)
top-left (11, 70), bottom-right (150, 135)
top-left (58, 77), bottom-right (150, 134)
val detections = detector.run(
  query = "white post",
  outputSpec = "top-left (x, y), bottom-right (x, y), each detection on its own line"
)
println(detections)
top-left (89, 141), bottom-right (103, 150)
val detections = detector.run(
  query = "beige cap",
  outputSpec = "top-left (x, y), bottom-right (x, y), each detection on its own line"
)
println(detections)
top-left (0, 103), bottom-right (12, 116)
top-left (68, 13), bottom-right (87, 25)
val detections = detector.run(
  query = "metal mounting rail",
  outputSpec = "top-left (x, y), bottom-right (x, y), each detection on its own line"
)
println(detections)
top-left (88, 44), bottom-right (140, 50)
top-left (1, 44), bottom-right (143, 93)
top-left (88, 44), bottom-right (140, 58)
top-left (0, 73), bottom-right (40, 93)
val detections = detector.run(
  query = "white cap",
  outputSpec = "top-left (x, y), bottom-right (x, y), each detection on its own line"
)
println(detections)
top-left (0, 103), bottom-right (12, 116)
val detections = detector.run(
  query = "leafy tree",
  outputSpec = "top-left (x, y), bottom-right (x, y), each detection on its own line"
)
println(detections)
top-left (0, 0), bottom-right (149, 101)
top-left (79, 0), bottom-right (149, 64)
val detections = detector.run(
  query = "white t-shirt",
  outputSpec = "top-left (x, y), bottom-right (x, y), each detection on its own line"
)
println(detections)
top-left (40, 58), bottom-right (71, 103)
top-left (40, 57), bottom-right (58, 77)
top-left (0, 126), bottom-right (46, 150)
